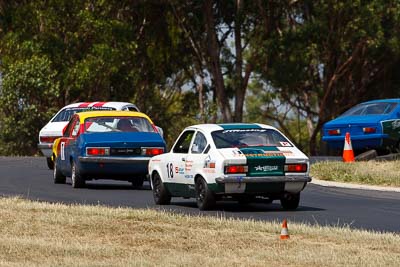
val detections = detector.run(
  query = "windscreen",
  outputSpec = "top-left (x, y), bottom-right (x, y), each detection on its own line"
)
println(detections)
top-left (52, 107), bottom-right (115, 122)
top-left (211, 128), bottom-right (292, 149)
top-left (341, 102), bottom-right (397, 116)
top-left (84, 116), bottom-right (155, 133)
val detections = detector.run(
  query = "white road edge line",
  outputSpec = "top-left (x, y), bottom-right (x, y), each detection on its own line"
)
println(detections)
top-left (310, 178), bottom-right (400, 193)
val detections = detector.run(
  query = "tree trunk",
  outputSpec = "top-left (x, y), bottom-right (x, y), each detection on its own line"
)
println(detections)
top-left (233, 0), bottom-right (244, 122)
top-left (204, 0), bottom-right (232, 122)
top-left (198, 72), bottom-right (205, 123)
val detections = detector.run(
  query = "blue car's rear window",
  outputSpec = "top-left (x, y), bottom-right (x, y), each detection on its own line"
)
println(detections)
top-left (341, 102), bottom-right (398, 116)
top-left (52, 107), bottom-right (115, 122)
top-left (84, 116), bottom-right (155, 133)
top-left (211, 129), bottom-right (291, 149)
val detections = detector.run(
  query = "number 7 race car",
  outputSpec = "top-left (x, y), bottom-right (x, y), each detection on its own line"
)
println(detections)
top-left (148, 123), bottom-right (312, 210)
top-left (53, 110), bottom-right (166, 188)
top-left (39, 101), bottom-right (140, 170)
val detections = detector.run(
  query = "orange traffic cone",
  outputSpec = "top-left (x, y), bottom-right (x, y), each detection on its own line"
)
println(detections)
top-left (280, 219), bottom-right (290, 240)
top-left (343, 132), bottom-right (355, 163)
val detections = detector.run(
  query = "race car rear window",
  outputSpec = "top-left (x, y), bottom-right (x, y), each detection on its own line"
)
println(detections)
top-left (84, 116), bottom-right (155, 133)
top-left (212, 129), bottom-right (292, 149)
top-left (52, 107), bottom-right (115, 122)
top-left (341, 102), bottom-right (397, 116)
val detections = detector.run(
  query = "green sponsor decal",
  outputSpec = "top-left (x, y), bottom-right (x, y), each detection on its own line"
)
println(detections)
top-left (218, 123), bottom-right (261, 130)
top-left (239, 146), bottom-right (285, 177)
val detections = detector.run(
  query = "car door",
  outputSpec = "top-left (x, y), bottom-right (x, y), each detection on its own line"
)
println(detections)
top-left (185, 131), bottom-right (210, 187)
top-left (58, 116), bottom-right (81, 175)
top-left (164, 130), bottom-right (196, 196)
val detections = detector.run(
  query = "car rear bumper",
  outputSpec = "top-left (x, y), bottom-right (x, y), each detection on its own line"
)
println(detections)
top-left (322, 134), bottom-right (386, 149)
top-left (215, 175), bottom-right (312, 183)
top-left (37, 143), bottom-right (53, 157)
top-left (78, 156), bottom-right (150, 164)
top-left (322, 133), bottom-right (386, 141)
top-left (211, 176), bottom-right (311, 195)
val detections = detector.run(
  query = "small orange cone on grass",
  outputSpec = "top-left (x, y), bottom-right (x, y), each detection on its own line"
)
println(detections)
top-left (280, 219), bottom-right (290, 240)
top-left (343, 132), bottom-right (355, 163)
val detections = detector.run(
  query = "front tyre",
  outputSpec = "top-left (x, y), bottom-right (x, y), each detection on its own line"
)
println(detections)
top-left (152, 172), bottom-right (171, 205)
top-left (46, 157), bottom-right (54, 170)
top-left (195, 177), bottom-right (215, 210)
top-left (53, 158), bottom-right (66, 184)
top-left (280, 193), bottom-right (300, 210)
top-left (71, 161), bottom-right (85, 188)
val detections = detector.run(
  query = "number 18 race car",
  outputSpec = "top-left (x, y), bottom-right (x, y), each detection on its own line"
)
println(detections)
top-left (148, 123), bottom-right (312, 210)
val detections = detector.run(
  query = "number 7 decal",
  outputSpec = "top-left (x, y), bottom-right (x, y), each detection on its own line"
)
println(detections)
top-left (61, 142), bottom-right (65, 161)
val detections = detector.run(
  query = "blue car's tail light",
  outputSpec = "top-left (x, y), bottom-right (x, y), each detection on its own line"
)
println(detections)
top-left (328, 129), bottom-right (341, 135)
top-left (285, 164), bottom-right (307, 172)
top-left (363, 127), bottom-right (376, 134)
top-left (141, 147), bottom-right (165, 156)
top-left (86, 147), bottom-right (110, 156)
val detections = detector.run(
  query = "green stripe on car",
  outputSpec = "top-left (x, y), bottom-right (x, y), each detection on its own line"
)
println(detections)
top-left (218, 123), bottom-right (261, 130)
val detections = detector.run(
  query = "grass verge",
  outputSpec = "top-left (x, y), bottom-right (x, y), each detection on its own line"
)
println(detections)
top-left (0, 197), bottom-right (399, 267)
top-left (310, 160), bottom-right (400, 187)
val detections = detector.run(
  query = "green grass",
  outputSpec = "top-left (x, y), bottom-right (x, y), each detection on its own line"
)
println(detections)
top-left (310, 160), bottom-right (400, 187)
top-left (0, 197), bottom-right (399, 267)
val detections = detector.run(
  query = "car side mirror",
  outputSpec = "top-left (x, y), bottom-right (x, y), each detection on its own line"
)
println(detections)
top-left (156, 126), bottom-right (164, 137)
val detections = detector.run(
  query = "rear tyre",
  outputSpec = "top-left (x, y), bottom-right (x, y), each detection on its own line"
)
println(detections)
top-left (195, 177), bottom-right (215, 210)
top-left (71, 161), bottom-right (85, 188)
top-left (280, 193), bottom-right (300, 210)
top-left (53, 158), bottom-right (66, 184)
top-left (131, 176), bottom-right (145, 189)
top-left (46, 157), bottom-right (54, 170)
top-left (152, 172), bottom-right (171, 205)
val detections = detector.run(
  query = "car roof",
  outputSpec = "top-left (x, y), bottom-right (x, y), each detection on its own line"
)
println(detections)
top-left (62, 101), bottom-right (139, 110)
top-left (75, 111), bottom-right (153, 124)
top-left (185, 123), bottom-right (278, 132)
top-left (363, 98), bottom-right (400, 104)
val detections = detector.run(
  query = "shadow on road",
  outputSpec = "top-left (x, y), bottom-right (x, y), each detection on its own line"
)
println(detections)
top-left (64, 181), bottom-right (152, 191)
top-left (170, 200), bottom-right (324, 213)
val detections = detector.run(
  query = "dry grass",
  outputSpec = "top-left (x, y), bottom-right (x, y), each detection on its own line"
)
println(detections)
top-left (311, 160), bottom-right (400, 187)
top-left (0, 197), bottom-right (399, 267)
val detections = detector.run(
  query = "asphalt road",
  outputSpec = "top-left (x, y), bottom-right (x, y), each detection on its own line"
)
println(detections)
top-left (1, 156), bottom-right (399, 233)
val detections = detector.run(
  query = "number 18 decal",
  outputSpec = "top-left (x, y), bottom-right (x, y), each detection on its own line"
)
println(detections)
top-left (166, 163), bottom-right (174, 178)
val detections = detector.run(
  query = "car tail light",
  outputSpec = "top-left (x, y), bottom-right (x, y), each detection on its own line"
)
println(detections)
top-left (363, 127), bottom-right (376, 134)
top-left (141, 147), bottom-right (164, 156)
top-left (224, 165), bottom-right (248, 174)
top-left (328, 129), bottom-right (341, 135)
top-left (40, 136), bottom-right (60, 143)
top-left (86, 147), bottom-right (110, 156)
top-left (285, 164), bottom-right (307, 172)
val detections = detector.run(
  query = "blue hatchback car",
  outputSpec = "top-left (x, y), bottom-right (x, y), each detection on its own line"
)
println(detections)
top-left (52, 110), bottom-right (166, 188)
top-left (322, 99), bottom-right (400, 153)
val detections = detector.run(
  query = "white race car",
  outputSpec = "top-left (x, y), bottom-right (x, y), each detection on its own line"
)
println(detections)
top-left (148, 123), bottom-right (311, 210)
top-left (38, 101), bottom-right (139, 169)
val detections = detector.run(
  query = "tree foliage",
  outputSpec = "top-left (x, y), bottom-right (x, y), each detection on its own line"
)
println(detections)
top-left (248, 0), bottom-right (400, 154)
top-left (0, 55), bottom-right (60, 155)
top-left (1, 0), bottom-right (400, 155)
